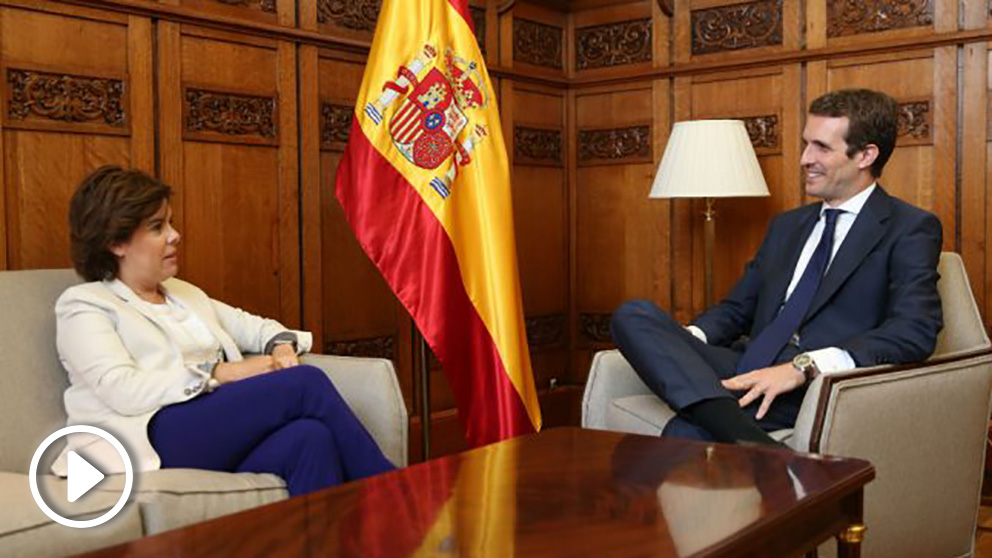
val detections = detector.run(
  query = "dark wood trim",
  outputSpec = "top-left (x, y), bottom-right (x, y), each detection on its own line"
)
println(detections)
top-left (808, 346), bottom-right (992, 452)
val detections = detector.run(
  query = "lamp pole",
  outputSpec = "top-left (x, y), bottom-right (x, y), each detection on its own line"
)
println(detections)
top-left (703, 197), bottom-right (716, 308)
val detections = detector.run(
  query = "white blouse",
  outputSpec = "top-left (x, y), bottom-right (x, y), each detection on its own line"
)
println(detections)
top-left (144, 295), bottom-right (222, 369)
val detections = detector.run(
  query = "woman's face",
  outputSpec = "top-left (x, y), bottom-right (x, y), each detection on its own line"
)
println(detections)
top-left (111, 201), bottom-right (181, 287)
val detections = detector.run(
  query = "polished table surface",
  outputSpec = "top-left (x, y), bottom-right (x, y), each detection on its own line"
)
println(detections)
top-left (78, 427), bottom-right (874, 557)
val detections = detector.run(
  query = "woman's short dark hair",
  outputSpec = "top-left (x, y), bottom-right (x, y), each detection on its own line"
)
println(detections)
top-left (809, 89), bottom-right (899, 178)
top-left (69, 166), bottom-right (172, 282)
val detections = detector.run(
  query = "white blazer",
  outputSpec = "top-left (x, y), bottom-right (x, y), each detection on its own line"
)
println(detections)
top-left (51, 278), bottom-right (313, 476)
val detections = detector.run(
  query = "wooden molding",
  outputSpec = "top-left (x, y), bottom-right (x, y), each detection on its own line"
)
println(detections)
top-left (575, 18), bottom-right (652, 71)
top-left (657, 0), bottom-right (673, 17)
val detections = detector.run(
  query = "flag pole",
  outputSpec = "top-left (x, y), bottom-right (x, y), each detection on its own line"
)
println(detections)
top-left (415, 326), bottom-right (432, 460)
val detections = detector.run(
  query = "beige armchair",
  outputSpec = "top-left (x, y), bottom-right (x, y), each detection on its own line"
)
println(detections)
top-left (582, 252), bottom-right (992, 558)
top-left (0, 269), bottom-right (408, 557)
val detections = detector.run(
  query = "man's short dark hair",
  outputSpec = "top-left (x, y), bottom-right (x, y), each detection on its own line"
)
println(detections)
top-left (808, 89), bottom-right (899, 178)
top-left (69, 166), bottom-right (172, 282)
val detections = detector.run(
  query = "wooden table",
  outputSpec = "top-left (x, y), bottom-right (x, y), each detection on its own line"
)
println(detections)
top-left (78, 428), bottom-right (873, 557)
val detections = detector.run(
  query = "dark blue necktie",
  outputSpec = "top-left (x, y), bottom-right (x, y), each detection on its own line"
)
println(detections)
top-left (736, 208), bottom-right (843, 373)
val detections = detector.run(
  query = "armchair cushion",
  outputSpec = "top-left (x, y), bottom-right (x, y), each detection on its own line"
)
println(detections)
top-left (0, 472), bottom-right (143, 558)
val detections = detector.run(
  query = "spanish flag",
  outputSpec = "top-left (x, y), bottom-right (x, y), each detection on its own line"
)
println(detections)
top-left (336, 0), bottom-right (541, 446)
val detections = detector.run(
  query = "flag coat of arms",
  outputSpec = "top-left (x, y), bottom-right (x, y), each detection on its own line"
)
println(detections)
top-left (336, 0), bottom-right (542, 446)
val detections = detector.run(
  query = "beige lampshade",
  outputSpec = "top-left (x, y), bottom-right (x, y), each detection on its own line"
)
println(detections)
top-left (649, 120), bottom-right (770, 199)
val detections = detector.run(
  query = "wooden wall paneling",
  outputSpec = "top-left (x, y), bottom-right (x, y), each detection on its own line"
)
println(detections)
top-left (159, 21), bottom-right (186, 260)
top-left (670, 75), bottom-right (693, 323)
top-left (961, 41), bottom-right (987, 329)
top-left (299, 45), bottom-right (322, 346)
top-left (511, 83), bottom-right (569, 394)
top-left (128, 16), bottom-right (155, 172)
top-left (312, 48), bottom-right (417, 424)
top-left (685, 65), bottom-right (800, 315)
top-left (572, 79), bottom-right (669, 381)
top-left (675, 0), bottom-right (800, 64)
top-left (276, 41), bottom-right (300, 328)
top-left (507, 2), bottom-right (568, 79)
top-left (176, 0), bottom-right (281, 27)
top-left (1, 1), bottom-right (144, 270)
top-left (815, 0), bottom-right (951, 48)
top-left (314, 0), bottom-right (380, 43)
top-left (821, 50), bottom-right (954, 248)
top-left (571, 2), bottom-right (654, 80)
top-left (165, 25), bottom-right (292, 322)
top-left (961, 0), bottom-right (987, 331)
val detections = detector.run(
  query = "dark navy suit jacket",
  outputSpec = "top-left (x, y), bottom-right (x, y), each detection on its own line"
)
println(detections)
top-left (693, 186), bottom-right (943, 367)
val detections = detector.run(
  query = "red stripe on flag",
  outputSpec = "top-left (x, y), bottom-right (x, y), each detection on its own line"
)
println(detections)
top-left (336, 120), bottom-right (535, 446)
top-left (446, 0), bottom-right (474, 33)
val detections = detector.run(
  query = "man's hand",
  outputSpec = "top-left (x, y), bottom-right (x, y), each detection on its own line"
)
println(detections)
top-left (721, 363), bottom-right (806, 420)
top-left (271, 343), bottom-right (299, 369)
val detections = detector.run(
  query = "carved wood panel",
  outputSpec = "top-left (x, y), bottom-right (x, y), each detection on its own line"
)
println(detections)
top-left (690, 0), bottom-right (783, 56)
top-left (513, 18), bottom-right (563, 70)
top-left (896, 98), bottom-right (933, 146)
top-left (827, 0), bottom-right (933, 39)
top-left (742, 114), bottom-right (780, 154)
top-left (183, 86), bottom-right (278, 145)
top-left (579, 313), bottom-right (613, 345)
top-left (514, 125), bottom-right (563, 167)
top-left (325, 335), bottom-right (395, 360)
top-left (526, 314), bottom-right (566, 349)
top-left (3, 66), bottom-right (127, 134)
top-left (575, 18), bottom-right (652, 71)
top-left (213, 0), bottom-right (275, 14)
top-left (577, 124), bottom-right (652, 166)
top-left (317, 0), bottom-right (381, 31)
top-left (320, 101), bottom-right (352, 151)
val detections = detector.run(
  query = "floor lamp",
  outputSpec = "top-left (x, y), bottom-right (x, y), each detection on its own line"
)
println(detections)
top-left (650, 120), bottom-right (770, 308)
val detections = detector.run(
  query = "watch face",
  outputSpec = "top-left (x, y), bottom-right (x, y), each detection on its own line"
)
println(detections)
top-left (794, 353), bottom-right (812, 369)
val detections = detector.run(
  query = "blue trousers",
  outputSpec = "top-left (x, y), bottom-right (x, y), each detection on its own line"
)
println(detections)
top-left (148, 365), bottom-right (395, 496)
top-left (611, 299), bottom-right (806, 441)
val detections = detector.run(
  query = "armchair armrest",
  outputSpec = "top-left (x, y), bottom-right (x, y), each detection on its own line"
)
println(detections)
top-left (791, 348), bottom-right (992, 558)
top-left (582, 350), bottom-right (654, 429)
top-left (301, 354), bottom-right (409, 467)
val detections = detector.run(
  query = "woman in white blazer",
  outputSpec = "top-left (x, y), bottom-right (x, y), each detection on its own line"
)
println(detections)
top-left (53, 166), bottom-right (394, 496)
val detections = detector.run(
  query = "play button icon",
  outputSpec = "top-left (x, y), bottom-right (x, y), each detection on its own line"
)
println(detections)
top-left (67, 451), bottom-right (106, 502)
top-left (29, 425), bottom-right (133, 528)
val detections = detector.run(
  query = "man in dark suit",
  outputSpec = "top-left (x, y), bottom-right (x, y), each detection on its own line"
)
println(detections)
top-left (611, 89), bottom-right (943, 445)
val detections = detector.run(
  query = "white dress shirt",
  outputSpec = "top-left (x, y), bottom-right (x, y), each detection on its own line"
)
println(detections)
top-left (687, 184), bottom-right (877, 373)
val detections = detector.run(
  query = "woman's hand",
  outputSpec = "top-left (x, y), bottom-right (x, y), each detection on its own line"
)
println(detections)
top-left (271, 344), bottom-right (299, 369)
top-left (214, 356), bottom-right (276, 384)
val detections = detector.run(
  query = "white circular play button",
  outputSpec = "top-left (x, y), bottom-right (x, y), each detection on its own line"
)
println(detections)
top-left (29, 425), bottom-right (134, 528)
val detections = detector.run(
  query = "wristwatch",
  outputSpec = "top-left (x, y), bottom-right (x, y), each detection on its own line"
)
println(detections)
top-left (792, 352), bottom-right (819, 383)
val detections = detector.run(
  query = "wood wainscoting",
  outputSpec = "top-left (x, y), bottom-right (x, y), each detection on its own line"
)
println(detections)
top-left (2, 0), bottom-right (990, 462)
